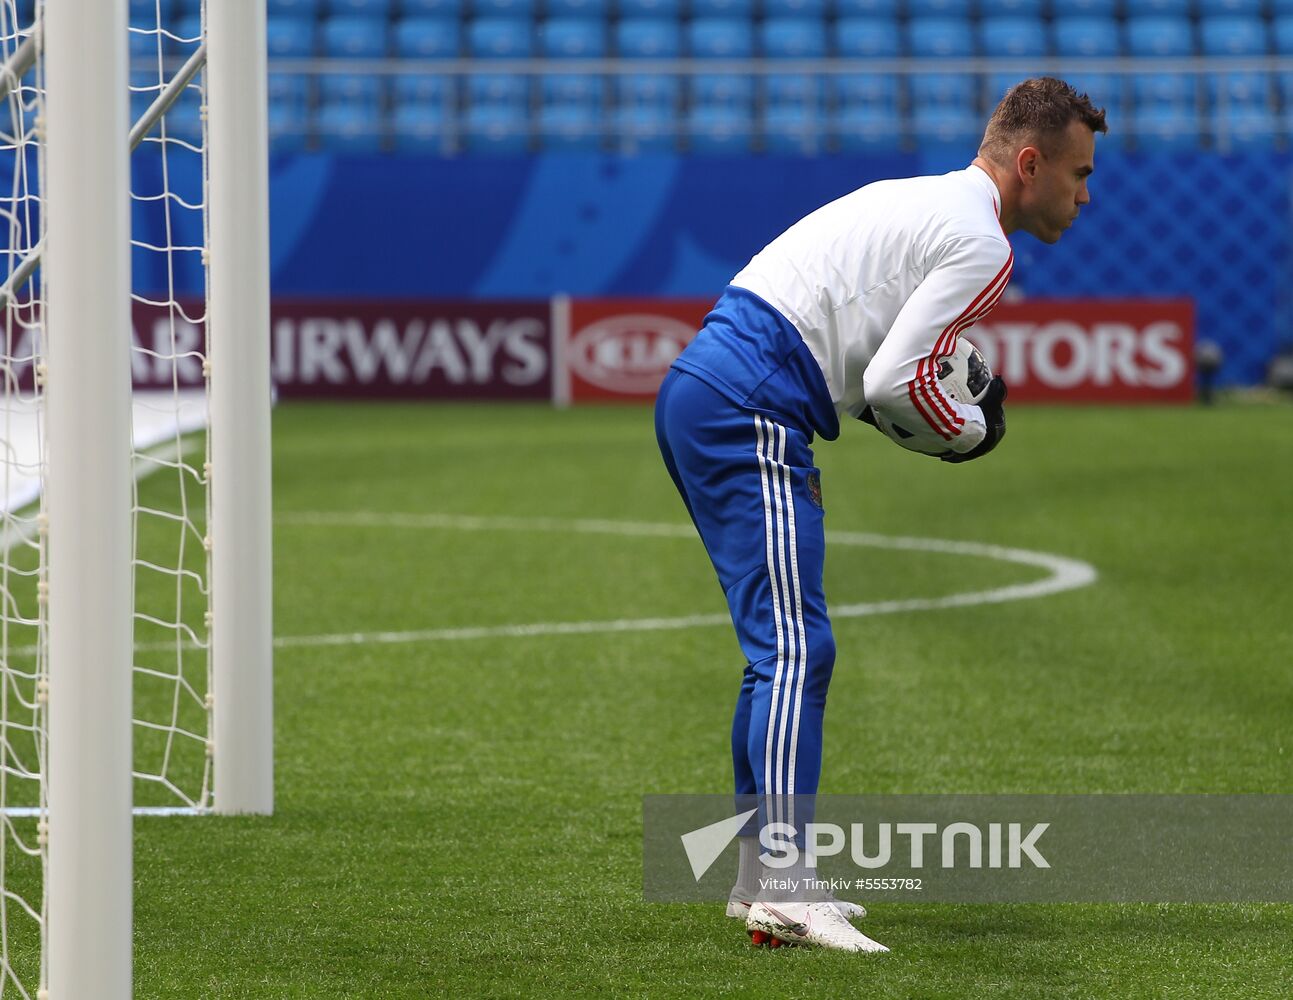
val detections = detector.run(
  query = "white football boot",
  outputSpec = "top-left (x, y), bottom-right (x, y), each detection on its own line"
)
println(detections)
top-left (745, 901), bottom-right (890, 953)
top-left (727, 890), bottom-right (867, 922)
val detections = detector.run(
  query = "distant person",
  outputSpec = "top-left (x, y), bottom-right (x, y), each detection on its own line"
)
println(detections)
top-left (655, 78), bottom-right (1105, 953)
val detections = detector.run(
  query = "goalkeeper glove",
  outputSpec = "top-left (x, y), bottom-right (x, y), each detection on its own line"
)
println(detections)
top-left (940, 376), bottom-right (1008, 464)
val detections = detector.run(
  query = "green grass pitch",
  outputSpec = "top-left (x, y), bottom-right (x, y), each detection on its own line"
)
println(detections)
top-left (121, 398), bottom-right (1292, 997)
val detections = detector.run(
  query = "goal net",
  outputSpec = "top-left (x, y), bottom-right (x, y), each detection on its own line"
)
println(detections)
top-left (0, 0), bottom-right (271, 994)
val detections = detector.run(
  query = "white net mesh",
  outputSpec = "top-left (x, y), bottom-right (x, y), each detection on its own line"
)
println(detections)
top-left (0, 0), bottom-right (212, 992)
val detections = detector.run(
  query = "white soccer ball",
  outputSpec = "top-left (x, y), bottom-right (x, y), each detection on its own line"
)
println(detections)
top-left (871, 338), bottom-right (993, 453)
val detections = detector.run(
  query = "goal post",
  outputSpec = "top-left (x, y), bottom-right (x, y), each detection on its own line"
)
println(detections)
top-left (43, 1), bottom-right (133, 997)
top-left (208, 0), bottom-right (274, 816)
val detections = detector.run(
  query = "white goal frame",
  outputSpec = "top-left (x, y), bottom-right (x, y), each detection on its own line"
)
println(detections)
top-left (39, 0), bottom-right (272, 995)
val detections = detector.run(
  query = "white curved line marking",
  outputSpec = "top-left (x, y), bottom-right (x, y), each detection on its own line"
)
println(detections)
top-left (273, 512), bottom-right (1097, 650)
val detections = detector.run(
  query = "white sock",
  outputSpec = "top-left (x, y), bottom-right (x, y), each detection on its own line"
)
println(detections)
top-left (731, 837), bottom-right (763, 897)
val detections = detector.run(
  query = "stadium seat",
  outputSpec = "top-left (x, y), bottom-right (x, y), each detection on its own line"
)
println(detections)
top-left (686, 105), bottom-right (755, 154)
top-left (613, 105), bottom-right (677, 153)
top-left (461, 103), bottom-right (530, 153)
top-left (1206, 71), bottom-right (1271, 108)
top-left (689, 18), bottom-right (755, 111)
top-left (540, 19), bottom-right (606, 106)
top-left (1125, 17), bottom-right (1194, 57)
top-left (979, 0), bottom-right (1042, 14)
top-left (1277, 17), bottom-right (1293, 54)
top-left (393, 18), bottom-right (460, 58)
top-left (537, 104), bottom-right (602, 152)
top-left (616, 18), bottom-right (681, 57)
top-left (911, 105), bottom-right (981, 154)
top-left (266, 17), bottom-right (316, 58)
top-left (392, 73), bottom-right (456, 110)
top-left (619, 72), bottom-right (681, 108)
top-left (391, 104), bottom-right (454, 153)
top-left (1199, 17), bottom-right (1268, 56)
top-left (1066, 73), bottom-right (1122, 112)
top-left (691, 0), bottom-right (755, 16)
top-left (910, 73), bottom-right (977, 108)
top-left (835, 0), bottom-right (898, 15)
top-left (319, 72), bottom-right (385, 113)
top-left (399, 0), bottom-right (463, 14)
top-left (764, 0), bottom-right (827, 15)
top-left (764, 104), bottom-right (825, 154)
top-left (1053, 17), bottom-right (1120, 57)
top-left (831, 73), bottom-right (902, 111)
top-left (908, 18), bottom-right (975, 58)
top-left (468, 17), bottom-right (533, 57)
top-left (979, 18), bottom-right (1047, 57)
top-left (1124, 0), bottom-right (1190, 13)
top-left (833, 106), bottom-right (904, 153)
top-left (1059, 0), bottom-right (1116, 12)
top-left (326, 0), bottom-right (392, 15)
top-left (908, 0), bottom-right (970, 15)
top-left (545, 0), bottom-right (608, 14)
top-left (467, 19), bottom-right (534, 105)
top-left (761, 16), bottom-right (828, 106)
top-left (268, 72), bottom-right (312, 114)
top-left (617, 0), bottom-right (682, 15)
top-left (321, 16), bottom-right (389, 57)
top-left (834, 18), bottom-right (903, 58)
top-left (472, 0), bottom-right (536, 15)
top-left (1212, 107), bottom-right (1279, 151)
top-left (130, 0), bottom-right (174, 19)
top-left (316, 100), bottom-right (384, 153)
top-left (1132, 72), bottom-right (1195, 107)
top-left (268, 101), bottom-right (310, 153)
top-left (1132, 105), bottom-right (1200, 151)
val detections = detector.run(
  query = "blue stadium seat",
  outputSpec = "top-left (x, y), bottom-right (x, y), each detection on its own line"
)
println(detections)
top-left (615, 18), bottom-right (681, 57)
top-left (1197, 0), bottom-right (1261, 11)
top-left (472, 0), bottom-right (535, 15)
top-left (979, 0), bottom-right (1042, 13)
top-left (911, 105), bottom-right (981, 154)
top-left (266, 17), bottom-right (316, 58)
top-left (1123, 0), bottom-right (1189, 12)
top-left (686, 105), bottom-right (755, 154)
top-left (319, 72), bottom-right (385, 111)
top-left (399, 0), bottom-right (462, 14)
top-left (538, 104), bottom-right (602, 152)
top-left (392, 73), bottom-right (456, 110)
top-left (910, 73), bottom-right (977, 108)
top-left (1133, 72), bottom-right (1195, 106)
top-left (130, 0), bottom-right (173, 20)
top-left (1125, 17), bottom-right (1193, 57)
top-left (1212, 107), bottom-right (1279, 150)
top-left (545, 0), bottom-right (608, 14)
top-left (1206, 71), bottom-right (1270, 107)
top-left (613, 105), bottom-right (677, 153)
top-left (1066, 73), bottom-right (1122, 112)
top-left (316, 101), bottom-right (384, 153)
top-left (835, 0), bottom-right (898, 14)
top-left (268, 72), bottom-right (312, 114)
top-left (764, 104), bottom-right (825, 155)
top-left (617, 0), bottom-right (681, 15)
top-left (1199, 17), bottom-right (1268, 56)
top-left (764, 0), bottom-right (827, 15)
top-left (268, 101), bottom-right (310, 153)
top-left (834, 18), bottom-right (902, 58)
top-left (326, 0), bottom-right (392, 15)
top-left (468, 17), bottom-right (533, 57)
top-left (1274, 0), bottom-right (1293, 12)
top-left (321, 16), bottom-right (389, 57)
top-left (619, 73), bottom-right (681, 108)
top-left (689, 17), bottom-right (754, 56)
top-left (394, 18), bottom-right (460, 57)
top-left (1053, 17), bottom-right (1120, 57)
top-left (391, 104), bottom-right (454, 154)
top-left (834, 106), bottom-right (903, 153)
top-left (908, 0), bottom-right (970, 15)
top-left (908, 18), bottom-right (975, 58)
top-left (462, 103), bottom-right (530, 153)
top-left (1277, 17), bottom-right (1293, 54)
top-left (980, 17), bottom-right (1047, 57)
top-left (762, 17), bottom-right (825, 110)
top-left (1132, 105), bottom-right (1200, 151)
top-left (1061, 0), bottom-right (1115, 12)
top-left (831, 73), bottom-right (902, 111)
top-left (266, 0), bottom-right (318, 14)
top-left (691, 0), bottom-right (754, 16)
top-left (692, 73), bottom-right (756, 108)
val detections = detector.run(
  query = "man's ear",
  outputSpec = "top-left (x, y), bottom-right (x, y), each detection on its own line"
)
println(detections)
top-left (1016, 146), bottom-right (1042, 183)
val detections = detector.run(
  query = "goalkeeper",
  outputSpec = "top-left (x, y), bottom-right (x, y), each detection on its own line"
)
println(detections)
top-left (654, 78), bottom-right (1105, 953)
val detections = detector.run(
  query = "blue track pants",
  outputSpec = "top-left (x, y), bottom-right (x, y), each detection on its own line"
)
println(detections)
top-left (655, 368), bottom-right (836, 806)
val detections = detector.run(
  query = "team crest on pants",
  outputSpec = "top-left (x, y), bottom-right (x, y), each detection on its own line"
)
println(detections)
top-left (807, 471), bottom-right (823, 509)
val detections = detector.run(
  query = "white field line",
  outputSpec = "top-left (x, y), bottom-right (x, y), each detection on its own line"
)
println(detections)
top-left (265, 511), bottom-right (1098, 649)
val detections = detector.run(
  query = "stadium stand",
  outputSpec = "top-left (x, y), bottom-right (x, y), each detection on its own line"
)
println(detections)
top-left (236, 0), bottom-right (1293, 153)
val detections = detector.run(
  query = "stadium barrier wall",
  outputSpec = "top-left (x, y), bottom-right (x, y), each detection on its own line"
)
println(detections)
top-left (128, 295), bottom-right (1194, 404)
top-left (106, 149), bottom-right (1289, 387)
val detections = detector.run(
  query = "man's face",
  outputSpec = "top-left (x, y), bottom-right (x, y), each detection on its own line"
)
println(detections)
top-left (1020, 121), bottom-right (1095, 244)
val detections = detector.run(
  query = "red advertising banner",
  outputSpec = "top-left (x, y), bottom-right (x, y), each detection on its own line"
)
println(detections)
top-left (559, 297), bottom-right (1195, 405)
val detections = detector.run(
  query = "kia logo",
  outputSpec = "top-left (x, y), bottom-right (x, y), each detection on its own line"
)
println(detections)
top-left (569, 314), bottom-right (696, 393)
